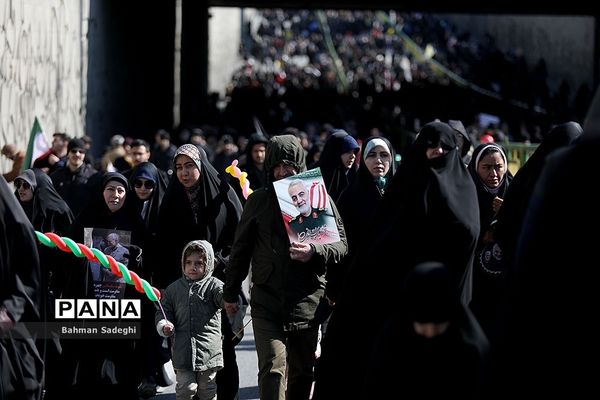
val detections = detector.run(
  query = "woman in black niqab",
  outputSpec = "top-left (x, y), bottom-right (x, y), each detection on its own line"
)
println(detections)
top-left (363, 121), bottom-right (480, 301)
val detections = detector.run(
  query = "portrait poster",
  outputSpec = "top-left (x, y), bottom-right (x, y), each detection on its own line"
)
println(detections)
top-left (272, 167), bottom-right (341, 245)
top-left (83, 227), bottom-right (131, 299)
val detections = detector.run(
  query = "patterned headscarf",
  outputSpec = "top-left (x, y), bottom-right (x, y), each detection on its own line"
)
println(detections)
top-left (174, 144), bottom-right (203, 172)
top-left (174, 144), bottom-right (204, 220)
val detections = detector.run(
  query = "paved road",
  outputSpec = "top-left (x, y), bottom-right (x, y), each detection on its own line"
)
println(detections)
top-left (153, 312), bottom-right (259, 400)
top-left (232, 312), bottom-right (259, 400)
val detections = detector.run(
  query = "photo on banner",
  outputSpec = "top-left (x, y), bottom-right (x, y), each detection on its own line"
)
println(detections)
top-left (272, 167), bottom-right (341, 245)
top-left (84, 227), bottom-right (131, 299)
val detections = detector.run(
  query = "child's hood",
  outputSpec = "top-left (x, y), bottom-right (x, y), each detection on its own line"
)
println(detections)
top-left (181, 240), bottom-right (215, 281)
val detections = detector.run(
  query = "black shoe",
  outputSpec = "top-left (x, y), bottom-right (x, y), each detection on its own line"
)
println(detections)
top-left (138, 377), bottom-right (157, 399)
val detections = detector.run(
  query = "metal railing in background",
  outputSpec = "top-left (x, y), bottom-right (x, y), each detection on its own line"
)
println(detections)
top-left (503, 142), bottom-right (539, 174)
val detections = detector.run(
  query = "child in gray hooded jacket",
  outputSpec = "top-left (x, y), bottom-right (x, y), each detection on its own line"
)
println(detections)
top-left (156, 240), bottom-right (224, 400)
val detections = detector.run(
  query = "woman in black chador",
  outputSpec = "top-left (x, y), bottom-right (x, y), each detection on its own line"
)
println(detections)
top-left (314, 121), bottom-right (480, 400)
top-left (494, 122), bottom-right (582, 270)
top-left (154, 144), bottom-right (243, 400)
top-left (241, 132), bottom-right (269, 190)
top-left (466, 143), bottom-right (512, 336)
top-left (489, 91), bottom-right (600, 400)
top-left (481, 122), bottom-right (582, 349)
top-left (312, 129), bottom-right (359, 202)
top-left (127, 161), bottom-right (170, 397)
top-left (330, 136), bottom-right (396, 302)
top-left (14, 168), bottom-right (74, 235)
top-left (362, 262), bottom-right (489, 399)
top-left (64, 172), bottom-right (145, 400)
top-left (14, 168), bottom-right (74, 400)
top-left (0, 176), bottom-right (43, 400)
top-left (14, 168), bottom-right (74, 313)
top-left (128, 161), bottom-right (167, 235)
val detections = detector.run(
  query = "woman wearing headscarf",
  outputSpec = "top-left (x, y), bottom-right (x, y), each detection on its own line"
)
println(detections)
top-left (154, 144), bottom-right (243, 287)
top-left (69, 172), bottom-right (145, 248)
top-left (128, 162), bottom-right (167, 235)
top-left (13, 168), bottom-right (74, 400)
top-left (127, 162), bottom-right (170, 397)
top-left (313, 129), bottom-right (360, 202)
top-left (330, 136), bottom-right (396, 302)
top-left (14, 168), bottom-right (74, 312)
top-left (14, 169), bottom-right (74, 235)
top-left (155, 144), bottom-right (243, 400)
top-left (362, 262), bottom-right (489, 400)
top-left (315, 121), bottom-right (480, 400)
top-left (241, 132), bottom-right (270, 191)
top-left (64, 172), bottom-right (145, 400)
top-left (467, 143), bottom-right (512, 336)
top-left (468, 143), bottom-right (512, 249)
top-left (479, 123), bottom-right (582, 398)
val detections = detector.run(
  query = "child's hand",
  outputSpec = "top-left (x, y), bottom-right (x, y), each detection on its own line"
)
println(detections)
top-left (163, 321), bottom-right (174, 336)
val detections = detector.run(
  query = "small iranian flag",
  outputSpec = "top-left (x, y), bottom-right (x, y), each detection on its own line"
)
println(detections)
top-left (22, 117), bottom-right (49, 170)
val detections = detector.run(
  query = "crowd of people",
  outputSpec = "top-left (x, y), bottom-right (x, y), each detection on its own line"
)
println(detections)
top-left (1, 5), bottom-right (598, 400)
top-left (1, 81), bottom-right (599, 400)
top-left (221, 9), bottom-right (592, 144)
top-left (0, 10), bottom-right (600, 390)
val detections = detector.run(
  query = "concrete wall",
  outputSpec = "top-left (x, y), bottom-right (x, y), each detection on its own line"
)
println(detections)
top-left (441, 14), bottom-right (595, 95)
top-left (0, 0), bottom-right (88, 171)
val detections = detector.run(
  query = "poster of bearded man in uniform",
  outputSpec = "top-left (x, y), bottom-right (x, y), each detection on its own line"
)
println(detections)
top-left (273, 167), bottom-right (341, 245)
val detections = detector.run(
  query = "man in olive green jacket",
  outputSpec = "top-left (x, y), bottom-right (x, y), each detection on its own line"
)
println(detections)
top-left (224, 134), bottom-right (347, 400)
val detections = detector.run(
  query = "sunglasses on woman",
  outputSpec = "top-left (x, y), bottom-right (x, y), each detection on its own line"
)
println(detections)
top-left (15, 180), bottom-right (31, 190)
top-left (134, 179), bottom-right (155, 189)
top-left (426, 141), bottom-right (454, 151)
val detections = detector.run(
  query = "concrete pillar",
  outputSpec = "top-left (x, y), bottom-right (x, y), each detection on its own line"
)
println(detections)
top-left (179, 0), bottom-right (209, 127)
top-left (86, 0), bottom-right (175, 153)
